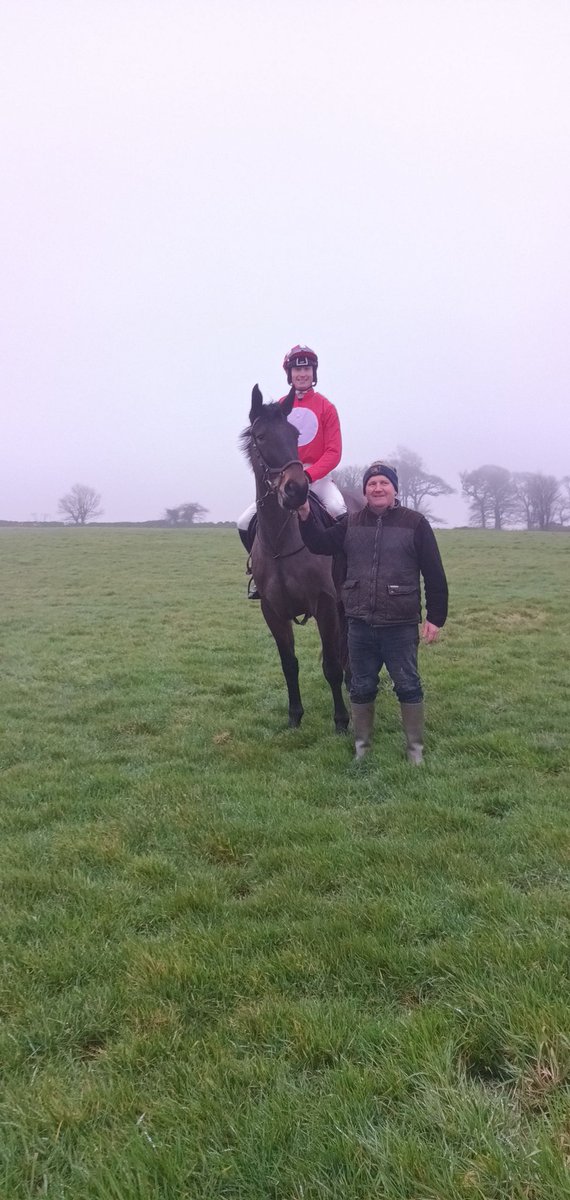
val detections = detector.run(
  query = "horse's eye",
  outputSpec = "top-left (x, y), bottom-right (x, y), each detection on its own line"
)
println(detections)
top-left (257, 432), bottom-right (265, 441)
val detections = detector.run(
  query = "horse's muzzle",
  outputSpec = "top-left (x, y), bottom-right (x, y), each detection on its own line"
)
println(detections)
top-left (281, 476), bottom-right (309, 511)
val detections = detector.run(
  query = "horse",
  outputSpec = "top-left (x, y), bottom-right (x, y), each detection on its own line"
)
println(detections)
top-left (241, 384), bottom-right (349, 732)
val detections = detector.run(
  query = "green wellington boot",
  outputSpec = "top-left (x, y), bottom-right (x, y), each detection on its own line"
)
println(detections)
top-left (351, 701), bottom-right (375, 760)
top-left (400, 701), bottom-right (425, 765)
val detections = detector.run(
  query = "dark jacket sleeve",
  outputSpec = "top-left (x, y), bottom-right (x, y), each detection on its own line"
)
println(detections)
top-left (414, 519), bottom-right (448, 627)
top-left (299, 511), bottom-right (348, 555)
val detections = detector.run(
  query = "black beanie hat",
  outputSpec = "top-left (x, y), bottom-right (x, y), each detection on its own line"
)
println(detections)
top-left (362, 462), bottom-right (399, 494)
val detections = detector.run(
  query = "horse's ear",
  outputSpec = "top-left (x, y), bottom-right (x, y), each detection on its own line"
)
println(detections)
top-left (250, 384), bottom-right (263, 422)
top-left (281, 386), bottom-right (295, 417)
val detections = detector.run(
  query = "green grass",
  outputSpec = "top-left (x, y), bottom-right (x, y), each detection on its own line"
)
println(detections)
top-left (1, 528), bottom-right (569, 1199)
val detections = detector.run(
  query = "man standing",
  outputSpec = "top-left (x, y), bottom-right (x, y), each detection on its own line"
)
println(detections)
top-left (297, 462), bottom-right (448, 763)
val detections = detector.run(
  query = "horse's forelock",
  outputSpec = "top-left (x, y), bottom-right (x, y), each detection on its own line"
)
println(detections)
top-left (256, 400), bottom-right (282, 422)
top-left (241, 399), bottom-right (296, 469)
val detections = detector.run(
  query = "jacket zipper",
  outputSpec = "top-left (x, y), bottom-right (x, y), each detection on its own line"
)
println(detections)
top-left (370, 514), bottom-right (383, 616)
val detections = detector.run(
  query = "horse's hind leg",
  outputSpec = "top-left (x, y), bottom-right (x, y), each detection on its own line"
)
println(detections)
top-left (261, 603), bottom-right (303, 728)
top-left (316, 594), bottom-right (350, 733)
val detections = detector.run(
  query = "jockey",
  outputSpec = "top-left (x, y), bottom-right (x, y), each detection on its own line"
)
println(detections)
top-left (238, 345), bottom-right (347, 598)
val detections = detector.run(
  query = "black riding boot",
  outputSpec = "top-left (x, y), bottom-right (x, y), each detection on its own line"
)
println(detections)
top-left (238, 525), bottom-right (261, 599)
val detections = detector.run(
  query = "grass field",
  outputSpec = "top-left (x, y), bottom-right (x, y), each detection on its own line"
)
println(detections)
top-left (1, 527), bottom-right (569, 1200)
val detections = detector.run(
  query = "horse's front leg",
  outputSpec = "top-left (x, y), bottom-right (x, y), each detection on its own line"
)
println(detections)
top-left (261, 602), bottom-right (303, 728)
top-left (315, 594), bottom-right (350, 733)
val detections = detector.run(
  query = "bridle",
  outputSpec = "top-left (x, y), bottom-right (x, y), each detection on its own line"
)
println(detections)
top-left (249, 419), bottom-right (305, 506)
top-left (248, 418), bottom-right (307, 560)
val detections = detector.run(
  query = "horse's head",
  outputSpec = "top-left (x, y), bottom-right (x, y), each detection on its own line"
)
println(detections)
top-left (242, 385), bottom-right (309, 510)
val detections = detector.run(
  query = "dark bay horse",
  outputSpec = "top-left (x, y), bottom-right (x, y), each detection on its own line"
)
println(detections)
top-left (241, 384), bottom-right (349, 732)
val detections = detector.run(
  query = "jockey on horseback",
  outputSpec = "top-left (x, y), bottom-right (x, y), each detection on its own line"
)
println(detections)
top-left (238, 345), bottom-right (346, 598)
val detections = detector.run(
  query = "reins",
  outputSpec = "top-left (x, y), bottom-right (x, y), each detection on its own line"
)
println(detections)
top-left (255, 524), bottom-right (306, 561)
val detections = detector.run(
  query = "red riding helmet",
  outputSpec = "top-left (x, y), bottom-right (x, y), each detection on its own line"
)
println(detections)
top-left (282, 344), bottom-right (318, 385)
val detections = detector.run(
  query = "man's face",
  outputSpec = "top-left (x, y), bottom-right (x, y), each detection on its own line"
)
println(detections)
top-left (365, 474), bottom-right (397, 513)
top-left (290, 363), bottom-right (314, 393)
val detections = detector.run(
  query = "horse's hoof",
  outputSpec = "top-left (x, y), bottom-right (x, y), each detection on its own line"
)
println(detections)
top-left (288, 714), bottom-right (303, 728)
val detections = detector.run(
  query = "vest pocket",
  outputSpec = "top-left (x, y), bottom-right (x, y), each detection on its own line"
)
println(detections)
top-left (385, 582), bottom-right (419, 622)
top-left (342, 578), bottom-right (360, 609)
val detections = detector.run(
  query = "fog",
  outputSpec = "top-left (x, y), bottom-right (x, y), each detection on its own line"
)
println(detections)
top-left (2, 1), bottom-right (568, 528)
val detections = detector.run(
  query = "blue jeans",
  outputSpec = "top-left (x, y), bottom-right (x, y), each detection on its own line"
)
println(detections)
top-left (348, 619), bottom-right (423, 705)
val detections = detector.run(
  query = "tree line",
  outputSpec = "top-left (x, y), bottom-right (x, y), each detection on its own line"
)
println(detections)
top-left (333, 449), bottom-right (570, 530)
top-left (460, 466), bottom-right (568, 530)
top-left (48, 464), bottom-right (570, 530)
top-left (55, 485), bottom-right (210, 526)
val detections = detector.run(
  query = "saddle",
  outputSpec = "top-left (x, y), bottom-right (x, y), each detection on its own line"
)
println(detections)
top-left (307, 491), bottom-right (336, 529)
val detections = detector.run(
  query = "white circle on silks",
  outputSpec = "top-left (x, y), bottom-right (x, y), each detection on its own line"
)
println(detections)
top-left (286, 406), bottom-right (319, 448)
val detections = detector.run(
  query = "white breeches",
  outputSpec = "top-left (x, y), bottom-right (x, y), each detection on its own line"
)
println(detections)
top-left (311, 475), bottom-right (347, 517)
top-left (237, 501), bottom-right (257, 531)
top-left (237, 474), bottom-right (346, 530)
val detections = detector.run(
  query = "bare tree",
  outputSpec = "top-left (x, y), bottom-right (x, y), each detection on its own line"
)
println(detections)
top-left (555, 475), bottom-right (570, 527)
top-left (460, 468), bottom-right (491, 528)
top-left (164, 507), bottom-right (182, 525)
top-left (513, 472), bottom-right (561, 530)
top-left (332, 464), bottom-right (367, 491)
top-left (332, 464), bottom-right (368, 511)
top-left (391, 446), bottom-right (454, 516)
top-left (460, 465), bottom-right (517, 529)
top-left (512, 473), bottom-right (535, 530)
top-left (58, 484), bottom-right (103, 525)
top-left (530, 474), bottom-right (560, 530)
top-left (164, 502), bottom-right (208, 526)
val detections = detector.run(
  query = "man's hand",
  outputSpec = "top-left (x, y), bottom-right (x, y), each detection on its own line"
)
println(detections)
top-left (421, 621), bottom-right (441, 644)
top-left (297, 500), bottom-right (311, 521)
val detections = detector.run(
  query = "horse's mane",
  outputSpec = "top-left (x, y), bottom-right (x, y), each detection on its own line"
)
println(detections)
top-left (240, 401), bottom-right (285, 466)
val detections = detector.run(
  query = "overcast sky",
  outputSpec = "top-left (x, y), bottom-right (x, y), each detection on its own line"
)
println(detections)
top-left (2, 1), bottom-right (568, 525)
